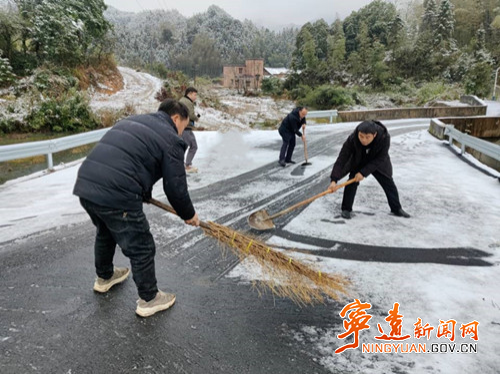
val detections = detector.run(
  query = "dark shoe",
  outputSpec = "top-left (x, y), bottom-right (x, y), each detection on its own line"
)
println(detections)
top-left (285, 160), bottom-right (296, 164)
top-left (278, 160), bottom-right (286, 167)
top-left (392, 208), bottom-right (410, 218)
top-left (93, 267), bottom-right (130, 293)
top-left (341, 210), bottom-right (352, 219)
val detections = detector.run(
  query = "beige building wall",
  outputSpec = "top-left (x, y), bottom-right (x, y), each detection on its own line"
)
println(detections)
top-left (223, 65), bottom-right (245, 88)
top-left (222, 59), bottom-right (264, 90)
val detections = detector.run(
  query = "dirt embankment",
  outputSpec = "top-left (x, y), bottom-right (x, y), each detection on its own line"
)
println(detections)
top-left (74, 58), bottom-right (124, 95)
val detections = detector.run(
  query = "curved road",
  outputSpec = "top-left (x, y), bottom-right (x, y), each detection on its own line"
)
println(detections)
top-left (0, 122), bottom-right (492, 373)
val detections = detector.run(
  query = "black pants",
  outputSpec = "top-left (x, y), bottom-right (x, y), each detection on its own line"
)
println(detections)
top-left (341, 171), bottom-right (402, 212)
top-left (80, 198), bottom-right (158, 301)
top-left (279, 129), bottom-right (296, 162)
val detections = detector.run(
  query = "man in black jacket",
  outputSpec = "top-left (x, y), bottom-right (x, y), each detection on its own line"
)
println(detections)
top-left (278, 106), bottom-right (307, 167)
top-left (328, 120), bottom-right (410, 219)
top-left (74, 99), bottom-right (200, 317)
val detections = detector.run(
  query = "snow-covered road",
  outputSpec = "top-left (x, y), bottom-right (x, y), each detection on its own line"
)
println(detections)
top-left (1, 119), bottom-right (499, 374)
top-left (90, 66), bottom-right (163, 114)
top-left (2, 62), bottom-right (500, 373)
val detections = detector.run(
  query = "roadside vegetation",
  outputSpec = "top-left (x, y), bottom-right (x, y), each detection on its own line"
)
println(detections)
top-left (261, 0), bottom-right (499, 110)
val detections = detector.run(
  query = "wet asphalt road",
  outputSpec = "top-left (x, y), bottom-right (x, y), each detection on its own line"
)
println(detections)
top-left (0, 123), bottom-right (493, 373)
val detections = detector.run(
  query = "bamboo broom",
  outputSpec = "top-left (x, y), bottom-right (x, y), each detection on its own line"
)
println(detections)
top-left (148, 198), bottom-right (350, 306)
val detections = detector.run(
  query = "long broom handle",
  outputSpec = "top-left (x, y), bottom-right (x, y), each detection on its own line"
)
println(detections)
top-left (147, 198), bottom-right (211, 230)
top-left (303, 132), bottom-right (309, 162)
top-left (265, 178), bottom-right (357, 221)
top-left (302, 127), bottom-right (309, 162)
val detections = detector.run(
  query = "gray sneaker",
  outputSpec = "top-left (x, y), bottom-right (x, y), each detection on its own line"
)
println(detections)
top-left (93, 267), bottom-right (130, 293)
top-left (136, 290), bottom-right (176, 317)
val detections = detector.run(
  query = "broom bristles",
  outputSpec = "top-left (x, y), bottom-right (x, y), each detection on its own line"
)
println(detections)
top-left (202, 221), bottom-right (350, 306)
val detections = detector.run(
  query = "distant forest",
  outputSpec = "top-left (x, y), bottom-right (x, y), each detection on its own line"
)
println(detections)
top-left (103, 0), bottom-right (500, 98)
top-left (1, 0), bottom-right (499, 99)
top-left (104, 5), bottom-right (298, 77)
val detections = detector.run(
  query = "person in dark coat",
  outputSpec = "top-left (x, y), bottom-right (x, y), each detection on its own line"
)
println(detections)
top-left (278, 106), bottom-right (308, 166)
top-left (328, 120), bottom-right (410, 219)
top-left (73, 99), bottom-right (200, 317)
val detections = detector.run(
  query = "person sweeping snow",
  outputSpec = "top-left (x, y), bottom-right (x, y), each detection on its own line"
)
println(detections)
top-left (74, 99), bottom-right (200, 317)
top-left (328, 120), bottom-right (410, 219)
top-left (278, 106), bottom-right (308, 167)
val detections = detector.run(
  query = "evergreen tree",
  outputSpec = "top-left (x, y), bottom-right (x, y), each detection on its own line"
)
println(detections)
top-left (343, 0), bottom-right (398, 55)
top-left (302, 28), bottom-right (319, 70)
top-left (292, 23), bottom-right (314, 70)
top-left (436, 0), bottom-right (455, 46)
top-left (420, 0), bottom-right (437, 33)
top-left (0, 50), bottom-right (16, 87)
top-left (387, 14), bottom-right (405, 49)
top-left (311, 19), bottom-right (329, 60)
top-left (464, 28), bottom-right (493, 97)
top-left (327, 19), bottom-right (346, 74)
top-left (13, 0), bottom-right (111, 67)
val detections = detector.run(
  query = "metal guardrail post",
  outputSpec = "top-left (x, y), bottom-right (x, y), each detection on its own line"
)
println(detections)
top-left (47, 153), bottom-right (53, 170)
top-left (444, 124), bottom-right (500, 162)
top-left (47, 140), bottom-right (56, 170)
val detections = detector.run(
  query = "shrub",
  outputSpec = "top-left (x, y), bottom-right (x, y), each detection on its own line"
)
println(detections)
top-left (24, 90), bottom-right (99, 133)
top-left (261, 77), bottom-right (284, 96)
top-left (0, 55), bottom-right (16, 88)
top-left (32, 67), bottom-right (78, 97)
top-left (464, 62), bottom-right (493, 98)
top-left (301, 85), bottom-right (355, 110)
top-left (415, 81), bottom-right (461, 105)
top-left (289, 84), bottom-right (313, 101)
top-left (98, 104), bottom-right (137, 128)
top-left (415, 81), bottom-right (447, 105)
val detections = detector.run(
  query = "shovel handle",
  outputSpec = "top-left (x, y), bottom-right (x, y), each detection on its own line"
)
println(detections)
top-left (303, 136), bottom-right (309, 162)
top-left (302, 127), bottom-right (309, 162)
top-left (147, 198), bottom-right (211, 230)
top-left (266, 178), bottom-right (357, 221)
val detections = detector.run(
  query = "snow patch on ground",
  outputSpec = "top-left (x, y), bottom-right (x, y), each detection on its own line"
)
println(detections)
top-left (283, 131), bottom-right (500, 249)
top-left (90, 66), bottom-right (163, 114)
top-left (197, 88), bottom-right (294, 131)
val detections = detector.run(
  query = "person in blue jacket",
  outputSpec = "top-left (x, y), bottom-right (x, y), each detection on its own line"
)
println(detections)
top-left (278, 106), bottom-right (308, 166)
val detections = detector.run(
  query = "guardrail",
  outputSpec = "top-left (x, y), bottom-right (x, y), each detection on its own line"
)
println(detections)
top-left (307, 110), bottom-right (338, 123)
top-left (0, 110), bottom-right (340, 171)
top-left (0, 127), bottom-right (110, 170)
top-left (444, 125), bottom-right (500, 161)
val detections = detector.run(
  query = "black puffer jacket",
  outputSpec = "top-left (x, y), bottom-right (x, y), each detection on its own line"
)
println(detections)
top-left (279, 108), bottom-right (306, 136)
top-left (73, 111), bottom-right (195, 220)
top-left (330, 121), bottom-right (393, 182)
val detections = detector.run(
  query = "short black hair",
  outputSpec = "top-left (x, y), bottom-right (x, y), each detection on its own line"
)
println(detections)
top-left (358, 120), bottom-right (378, 134)
top-left (158, 99), bottom-right (189, 119)
top-left (296, 106), bottom-right (307, 111)
top-left (185, 87), bottom-right (198, 95)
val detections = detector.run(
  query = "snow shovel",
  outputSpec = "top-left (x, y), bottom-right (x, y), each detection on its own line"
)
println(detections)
top-left (248, 178), bottom-right (357, 231)
top-left (301, 128), bottom-right (312, 167)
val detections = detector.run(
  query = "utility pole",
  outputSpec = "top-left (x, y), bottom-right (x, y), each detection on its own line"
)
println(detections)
top-left (493, 67), bottom-right (500, 100)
